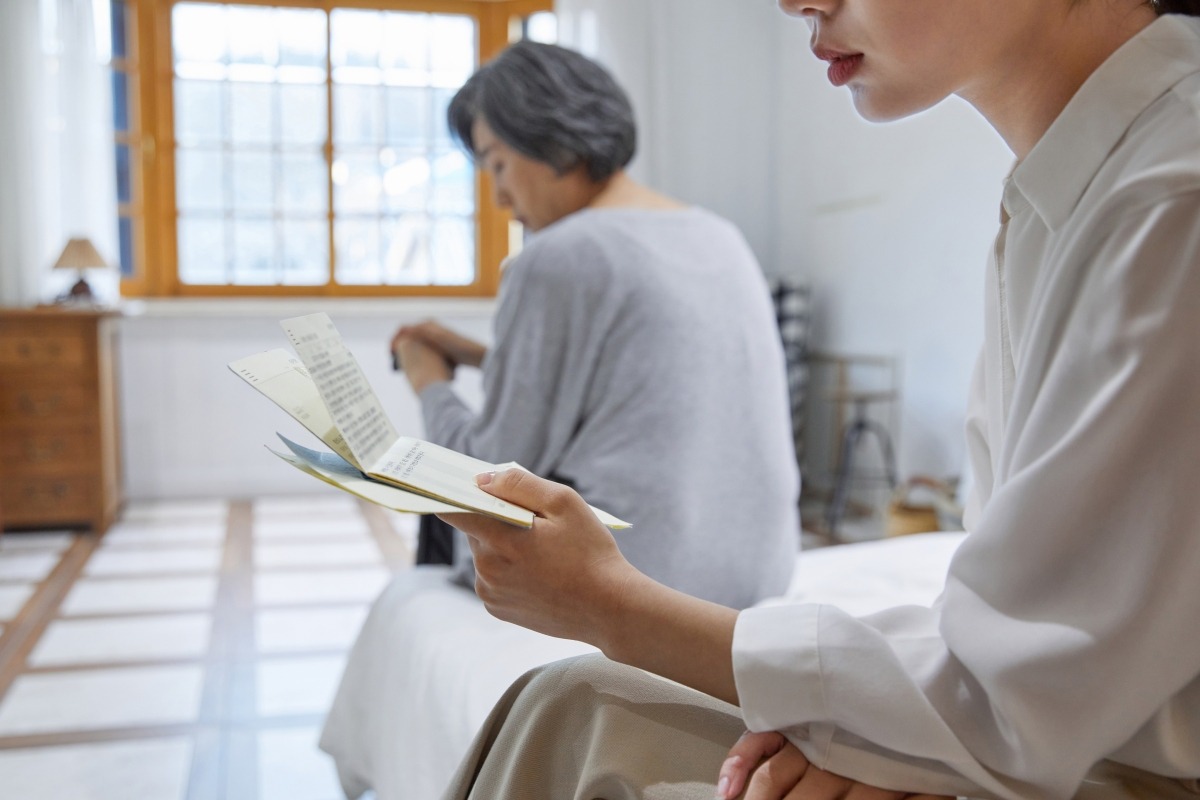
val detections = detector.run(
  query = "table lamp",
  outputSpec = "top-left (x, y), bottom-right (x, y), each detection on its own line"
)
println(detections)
top-left (53, 237), bottom-right (109, 304)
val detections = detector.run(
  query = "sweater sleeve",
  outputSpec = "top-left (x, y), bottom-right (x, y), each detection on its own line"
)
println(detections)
top-left (734, 192), bottom-right (1200, 799)
top-left (418, 228), bottom-right (612, 472)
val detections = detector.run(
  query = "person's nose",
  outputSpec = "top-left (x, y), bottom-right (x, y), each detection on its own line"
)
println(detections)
top-left (778, 0), bottom-right (835, 20)
top-left (491, 183), bottom-right (511, 210)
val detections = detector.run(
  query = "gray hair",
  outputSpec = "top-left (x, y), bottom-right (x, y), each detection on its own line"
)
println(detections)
top-left (447, 41), bottom-right (636, 182)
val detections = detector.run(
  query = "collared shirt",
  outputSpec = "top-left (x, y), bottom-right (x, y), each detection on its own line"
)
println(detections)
top-left (734, 15), bottom-right (1200, 800)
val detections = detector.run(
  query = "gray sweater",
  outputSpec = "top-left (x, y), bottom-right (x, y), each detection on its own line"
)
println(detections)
top-left (420, 207), bottom-right (799, 609)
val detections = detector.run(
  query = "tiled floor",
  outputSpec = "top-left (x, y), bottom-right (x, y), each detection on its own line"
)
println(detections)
top-left (0, 496), bottom-right (416, 800)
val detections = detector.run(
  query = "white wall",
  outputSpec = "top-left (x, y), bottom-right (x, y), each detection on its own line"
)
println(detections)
top-left (118, 301), bottom-right (489, 499)
top-left (770, 21), bottom-right (1013, 481)
top-left (557, 0), bottom-right (781, 270)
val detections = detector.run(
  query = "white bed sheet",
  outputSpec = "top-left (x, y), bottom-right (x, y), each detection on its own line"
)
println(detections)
top-left (319, 531), bottom-right (967, 800)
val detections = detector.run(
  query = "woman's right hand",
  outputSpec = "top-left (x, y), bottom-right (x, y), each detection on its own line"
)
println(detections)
top-left (391, 320), bottom-right (487, 369)
top-left (718, 731), bottom-right (954, 800)
top-left (437, 468), bottom-right (640, 646)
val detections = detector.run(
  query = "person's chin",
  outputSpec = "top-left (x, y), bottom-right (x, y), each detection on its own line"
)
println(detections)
top-left (851, 86), bottom-right (947, 123)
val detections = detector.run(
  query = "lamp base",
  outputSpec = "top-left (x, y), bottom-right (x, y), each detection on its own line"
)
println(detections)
top-left (56, 274), bottom-right (96, 305)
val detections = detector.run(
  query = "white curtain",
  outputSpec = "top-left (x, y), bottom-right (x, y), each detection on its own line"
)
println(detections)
top-left (0, 0), bottom-right (117, 306)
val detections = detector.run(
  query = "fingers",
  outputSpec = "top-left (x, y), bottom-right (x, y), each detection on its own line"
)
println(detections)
top-left (717, 731), bottom-right (786, 799)
top-left (391, 321), bottom-right (440, 353)
top-left (840, 781), bottom-right (907, 799)
top-left (740, 743), bottom-right (810, 800)
top-left (475, 469), bottom-right (576, 518)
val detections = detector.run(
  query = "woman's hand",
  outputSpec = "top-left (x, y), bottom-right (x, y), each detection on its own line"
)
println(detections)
top-left (393, 335), bottom-right (454, 394)
top-left (437, 469), bottom-right (640, 645)
top-left (718, 731), bottom-right (953, 800)
top-left (391, 320), bottom-right (487, 369)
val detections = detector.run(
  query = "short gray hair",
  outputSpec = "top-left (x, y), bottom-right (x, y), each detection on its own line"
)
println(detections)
top-left (447, 41), bottom-right (636, 182)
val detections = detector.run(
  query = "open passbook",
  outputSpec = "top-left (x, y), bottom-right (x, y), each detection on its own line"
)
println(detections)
top-left (229, 313), bottom-right (629, 529)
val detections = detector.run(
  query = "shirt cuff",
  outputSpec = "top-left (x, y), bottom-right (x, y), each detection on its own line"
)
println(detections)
top-left (733, 603), bottom-right (828, 737)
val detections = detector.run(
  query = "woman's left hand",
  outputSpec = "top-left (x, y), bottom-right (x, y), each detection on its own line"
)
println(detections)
top-left (718, 731), bottom-right (953, 800)
top-left (438, 469), bottom-right (640, 645)
top-left (394, 335), bottom-right (454, 393)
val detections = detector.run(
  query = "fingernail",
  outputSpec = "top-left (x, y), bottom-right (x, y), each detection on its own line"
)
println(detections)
top-left (714, 775), bottom-right (729, 799)
top-left (475, 471), bottom-right (495, 486)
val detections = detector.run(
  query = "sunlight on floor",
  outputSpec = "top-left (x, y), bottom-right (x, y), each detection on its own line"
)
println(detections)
top-left (0, 496), bottom-right (414, 800)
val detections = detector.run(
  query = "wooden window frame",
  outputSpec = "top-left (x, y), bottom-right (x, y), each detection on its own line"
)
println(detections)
top-left (119, 0), bottom-right (550, 299)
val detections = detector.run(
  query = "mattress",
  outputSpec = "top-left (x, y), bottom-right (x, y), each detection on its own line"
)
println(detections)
top-left (319, 531), bottom-right (967, 800)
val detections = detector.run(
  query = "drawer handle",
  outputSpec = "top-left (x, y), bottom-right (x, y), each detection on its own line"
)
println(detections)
top-left (18, 393), bottom-right (62, 415)
top-left (23, 483), bottom-right (69, 501)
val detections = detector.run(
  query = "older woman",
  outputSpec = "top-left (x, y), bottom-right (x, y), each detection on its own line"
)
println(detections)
top-left (391, 41), bottom-right (800, 609)
top-left (319, 42), bottom-right (802, 800)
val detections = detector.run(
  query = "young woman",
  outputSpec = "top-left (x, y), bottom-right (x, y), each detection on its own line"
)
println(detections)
top-left (437, 2), bottom-right (1200, 799)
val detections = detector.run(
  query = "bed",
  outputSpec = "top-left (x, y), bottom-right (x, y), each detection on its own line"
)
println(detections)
top-left (319, 531), bottom-right (967, 800)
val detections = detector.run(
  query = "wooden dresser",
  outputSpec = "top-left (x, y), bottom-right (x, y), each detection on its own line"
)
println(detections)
top-left (0, 308), bottom-right (123, 534)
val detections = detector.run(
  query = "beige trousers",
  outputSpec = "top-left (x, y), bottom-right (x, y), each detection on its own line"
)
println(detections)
top-left (441, 654), bottom-right (1200, 800)
top-left (441, 654), bottom-right (743, 800)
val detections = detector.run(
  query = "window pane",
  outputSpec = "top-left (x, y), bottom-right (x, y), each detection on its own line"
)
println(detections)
top-left (227, 6), bottom-right (277, 68)
top-left (176, 148), bottom-right (225, 212)
top-left (385, 87), bottom-right (428, 147)
top-left (178, 216), bottom-right (227, 284)
top-left (430, 216), bottom-right (475, 285)
top-left (175, 79), bottom-right (224, 146)
top-left (335, 218), bottom-right (381, 284)
top-left (281, 219), bottom-right (328, 285)
top-left (431, 88), bottom-right (456, 146)
top-left (230, 81), bottom-right (274, 145)
top-left (382, 152), bottom-right (429, 213)
top-left (112, 72), bottom-right (129, 132)
top-left (381, 13), bottom-right (428, 75)
top-left (281, 151), bottom-right (328, 214)
top-left (117, 216), bottom-right (135, 278)
top-left (115, 144), bottom-right (132, 205)
top-left (333, 151), bottom-right (382, 214)
top-left (174, 3), bottom-right (227, 67)
top-left (278, 8), bottom-right (326, 69)
top-left (334, 85), bottom-right (382, 146)
top-left (280, 83), bottom-right (326, 147)
top-left (231, 219), bottom-right (277, 284)
top-left (381, 215), bottom-right (429, 284)
top-left (231, 151), bottom-right (275, 213)
top-left (431, 150), bottom-right (472, 216)
top-left (331, 10), bottom-right (383, 71)
top-left (429, 16), bottom-right (475, 86)
top-left (110, 0), bottom-right (128, 60)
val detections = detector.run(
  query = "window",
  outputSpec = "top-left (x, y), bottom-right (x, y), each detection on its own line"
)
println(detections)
top-left (107, 0), bottom-right (551, 298)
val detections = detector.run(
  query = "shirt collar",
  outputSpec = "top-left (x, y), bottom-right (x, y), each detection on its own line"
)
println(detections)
top-left (1011, 15), bottom-right (1200, 231)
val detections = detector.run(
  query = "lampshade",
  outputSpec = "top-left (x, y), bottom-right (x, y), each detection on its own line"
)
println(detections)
top-left (53, 237), bottom-right (109, 271)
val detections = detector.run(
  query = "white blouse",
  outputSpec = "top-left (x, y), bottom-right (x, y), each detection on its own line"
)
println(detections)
top-left (733, 15), bottom-right (1200, 800)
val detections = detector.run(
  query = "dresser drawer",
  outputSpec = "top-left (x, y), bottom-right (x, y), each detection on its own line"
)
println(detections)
top-left (0, 474), bottom-right (97, 525)
top-left (0, 309), bottom-right (120, 534)
top-left (0, 331), bottom-right (88, 370)
top-left (0, 422), bottom-right (99, 474)
top-left (0, 381), bottom-right (94, 420)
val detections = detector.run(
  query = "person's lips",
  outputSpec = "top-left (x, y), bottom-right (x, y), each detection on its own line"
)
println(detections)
top-left (813, 46), bottom-right (864, 87)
